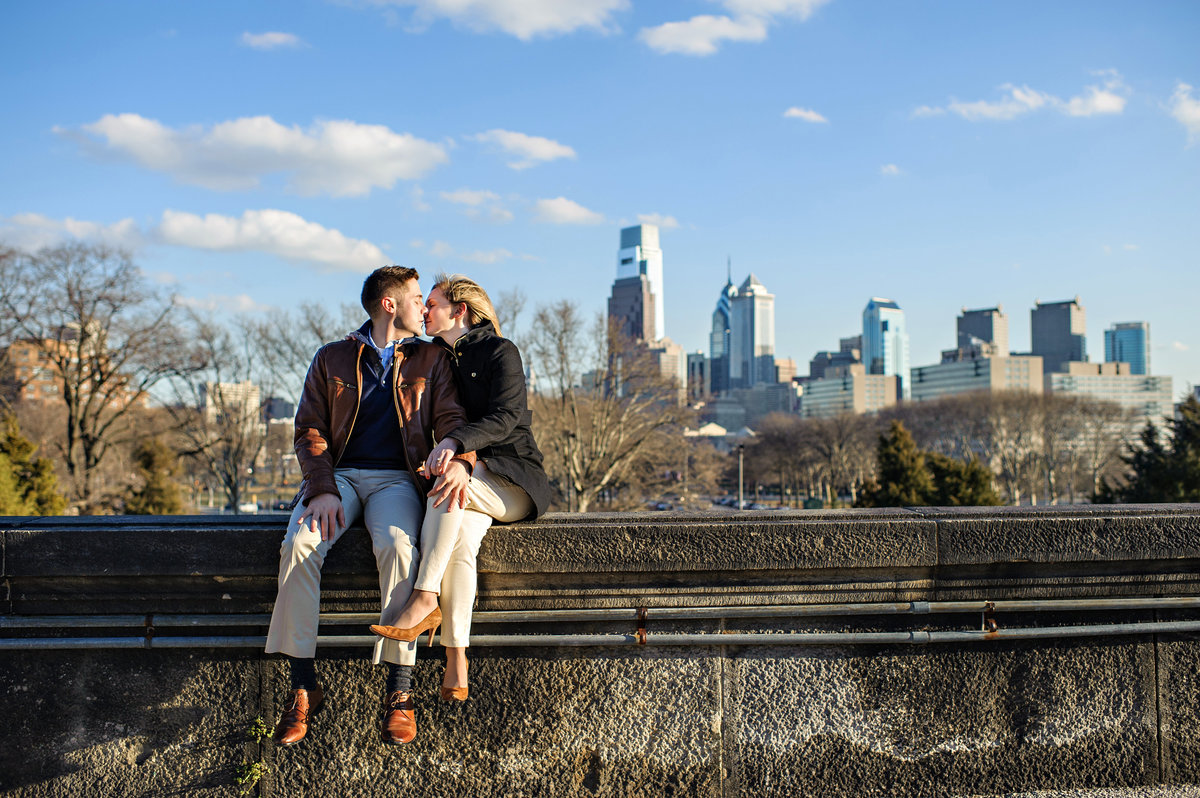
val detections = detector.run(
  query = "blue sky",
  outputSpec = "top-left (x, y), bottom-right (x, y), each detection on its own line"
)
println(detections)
top-left (3, 1), bottom-right (1198, 390)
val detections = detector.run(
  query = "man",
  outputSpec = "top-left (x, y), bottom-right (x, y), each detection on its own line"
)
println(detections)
top-left (265, 266), bottom-right (474, 746)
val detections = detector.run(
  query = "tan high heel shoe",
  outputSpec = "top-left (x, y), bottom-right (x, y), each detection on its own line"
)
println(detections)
top-left (440, 685), bottom-right (469, 702)
top-left (370, 607), bottom-right (442, 645)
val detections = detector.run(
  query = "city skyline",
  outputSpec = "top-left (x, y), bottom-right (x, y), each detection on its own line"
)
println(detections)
top-left (1, 2), bottom-right (1197, 394)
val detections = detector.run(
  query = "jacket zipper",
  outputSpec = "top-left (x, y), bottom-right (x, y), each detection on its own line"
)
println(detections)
top-left (332, 343), bottom-right (365, 467)
top-left (390, 344), bottom-right (424, 492)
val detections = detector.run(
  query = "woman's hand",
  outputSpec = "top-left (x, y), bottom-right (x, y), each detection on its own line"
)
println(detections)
top-left (425, 438), bottom-right (460, 476)
top-left (430, 460), bottom-right (470, 509)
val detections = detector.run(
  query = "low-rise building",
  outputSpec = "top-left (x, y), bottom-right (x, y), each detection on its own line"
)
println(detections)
top-left (1045, 362), bottom-right (1173, 428)
top-left (800, 363), bottom-right (897, 418)
top-left (910, 354), bottom-right (1043, 402)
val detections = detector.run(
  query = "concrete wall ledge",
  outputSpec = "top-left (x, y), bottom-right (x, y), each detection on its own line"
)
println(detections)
top-left (3, 505), bottom-right (1199, 797)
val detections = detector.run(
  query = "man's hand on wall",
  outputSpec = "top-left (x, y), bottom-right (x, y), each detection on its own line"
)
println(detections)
top-left (430, 460), bottom-right (470, 510)
top-left (299, 493), bottom-right (346, 541)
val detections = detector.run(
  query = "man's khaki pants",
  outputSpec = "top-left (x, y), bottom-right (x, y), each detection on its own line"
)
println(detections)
top-left (266, 468), bottom-right (421, 666)
top-left (415, 461), bottom-right (532, 648)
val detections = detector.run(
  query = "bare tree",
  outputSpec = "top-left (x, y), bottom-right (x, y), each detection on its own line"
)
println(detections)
top-left (166, 312), bottom-right (275, 513)
top-left (250, 301), bottom-right (361, 406)
top-left (2, 243), bottom-right (186, 511)
top-left (493, 286), bottom-right (528, 351)
top-left (1038, 394), bottom-right (1087, 504)
top-left (803, 413), bottom-right (876, 504)
top-left (527, 301), bottom-right (687, 512)
top-left (1076, 400), bottom-right (1136, 498)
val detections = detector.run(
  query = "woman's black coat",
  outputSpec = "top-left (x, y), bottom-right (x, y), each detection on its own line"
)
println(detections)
top-left (437, 321), bottom-right (552, 519)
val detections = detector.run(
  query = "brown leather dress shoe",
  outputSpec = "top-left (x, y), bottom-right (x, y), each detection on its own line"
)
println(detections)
top-left (381, 690), bottom-right (416, 745)
top-left (274, 686), bottom-right (324, 746)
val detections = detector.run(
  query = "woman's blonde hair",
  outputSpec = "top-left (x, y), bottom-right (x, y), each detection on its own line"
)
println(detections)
top-left (433, 273), bottom-right (502, 337)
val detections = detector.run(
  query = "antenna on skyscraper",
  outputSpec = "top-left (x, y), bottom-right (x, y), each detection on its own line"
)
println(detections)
top-left (727, 256), bottom-right (732, 282)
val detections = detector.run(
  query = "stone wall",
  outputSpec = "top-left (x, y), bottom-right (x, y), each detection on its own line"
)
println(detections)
top-left (2, 506), bottom-right (1200, 797)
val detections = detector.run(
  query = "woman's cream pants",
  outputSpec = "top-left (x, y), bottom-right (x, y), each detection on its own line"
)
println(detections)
top-left (415, 461), bottom-right (532, 647)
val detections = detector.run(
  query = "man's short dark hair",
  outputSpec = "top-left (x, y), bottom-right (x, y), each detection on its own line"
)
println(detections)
top-left (361, 266), bottom-right (419, 316)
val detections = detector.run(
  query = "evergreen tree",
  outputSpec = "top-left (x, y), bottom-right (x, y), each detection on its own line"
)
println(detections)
top-left (0, 452), bottom-right (26, 514)
top-left (1099, 395), bottom-right (1200, 503)
top-left (859, 421), bottom-right (935, 506)
top-left (125, 437), bottom-right (184, 515)
top-left (858, 420), bottom-right (1002, 507)
top-left (926, 452), bottom-right (1002, 506)
top-left (0, 415), bottom-right (66, 515)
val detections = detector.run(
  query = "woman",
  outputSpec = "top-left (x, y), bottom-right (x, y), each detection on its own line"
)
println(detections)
top-left (370, 274), bottom-right (551, 700)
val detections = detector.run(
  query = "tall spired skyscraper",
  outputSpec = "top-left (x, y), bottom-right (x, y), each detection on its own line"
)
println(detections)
top-left (729, 274), bottom-right (775, 390)
top-left (862, 297), bottom-right (911, 399)
top-left (616, 224), bottom-right (665, 341)
top-left (708, 258), bottom-right (737, 395)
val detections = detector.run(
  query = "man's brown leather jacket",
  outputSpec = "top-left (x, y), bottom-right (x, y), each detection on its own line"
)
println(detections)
top-left (293, 333), bottom-right (476, 506)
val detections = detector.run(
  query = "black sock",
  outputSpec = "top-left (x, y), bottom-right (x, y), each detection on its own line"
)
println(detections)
top-left (387, 663), bottom-right (412, 694)
top-left (288, 656), bottom-right (318, 691)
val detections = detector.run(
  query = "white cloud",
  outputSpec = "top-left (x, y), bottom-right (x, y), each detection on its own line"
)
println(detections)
top-left (783, 106), bottom-right (828, 123)
top-left (439, 188), bottom-right (513, 223)
top-left (179, 293), bottom-right (273, 313)
top-left (1063, 72), bottom-right (1127, 117)
top-left (471, 129), bottom-right (576, 169)
top-left (722, 0), bottom-right (829, 19)
top-left (1173, 341), bottom-right (1190, 352)
top-left (1, 212), bottom-right (143, 251)
top-left (440, 188), bottom-right (500, 206)
top-left (240, 31), bottom-right (305, 50)
top-left (158, 209), bottom-right (386, 271)
top-left (879, 164), bottom-right (902, 176)
top-left (947, 84), bottom-right (1054, 121)
top-left (910, 105), bottom-right (946, 119)
top-left (62, 113), bottom-right (448, 196)
top-left (534, 197), bottom-right (605, 225)
top-left (1123, 243), bottom-right (1138, 251)
top-left (639, 0), bottom-right (828, 56)
top-left (367, 0), bottom-right (628, 40)
top-left (1169, 82), bottom-right (1200, 144)
top-left (418, 239), bottom-right (513, 264)
top-left (637, 213), bottom-right (679, 229)
top-left (918, 72), bottom-right (1129, 122)
top-left (639, 15), bottom-right (766, 56)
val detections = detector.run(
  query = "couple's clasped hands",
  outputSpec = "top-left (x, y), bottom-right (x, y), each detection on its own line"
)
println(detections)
top-left (424, 438), bottom-right (470, 511)
top-left (299, 438), bottom-right (470, 541)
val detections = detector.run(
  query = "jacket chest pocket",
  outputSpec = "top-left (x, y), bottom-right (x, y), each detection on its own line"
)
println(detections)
top-left (397, 378), bottom-right (427, 410)
top-left (330, 376), bottom-right (356, 397)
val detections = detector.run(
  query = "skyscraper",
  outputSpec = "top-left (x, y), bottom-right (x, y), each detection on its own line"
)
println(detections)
top-left (1104, 321), bottom-right (1150, 375)
top-left (616, 224), bottom-right (665, 341)
top-left (607, 274), bottom-right (655, 342)
top-left (729, 274), bottom-right (775, 389)
top-left (958, 306), bottom-right (1009, 355)
top-left (1031, 297), bottom-right (1086, 373)
top-left (862, 297), bottom-right (911, 399)
top-left (708, 259), bottom-right (737, 394)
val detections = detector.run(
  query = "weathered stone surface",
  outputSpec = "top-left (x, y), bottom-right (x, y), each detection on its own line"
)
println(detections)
top-left (0, 650), bottom-right (264, 798)
top-left (931, 505), bottom-right (1200, 566)
top-left (261, 647), bottom-right (722, 797)
top-left (1158, 632), bottom-right (1200, 784)
top-left (482, 509), bottom-right (934, 574)
top-left (725, 637), bottom-right (1158, 797)
top-left (4, 508), bottom-right (1200, 796)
